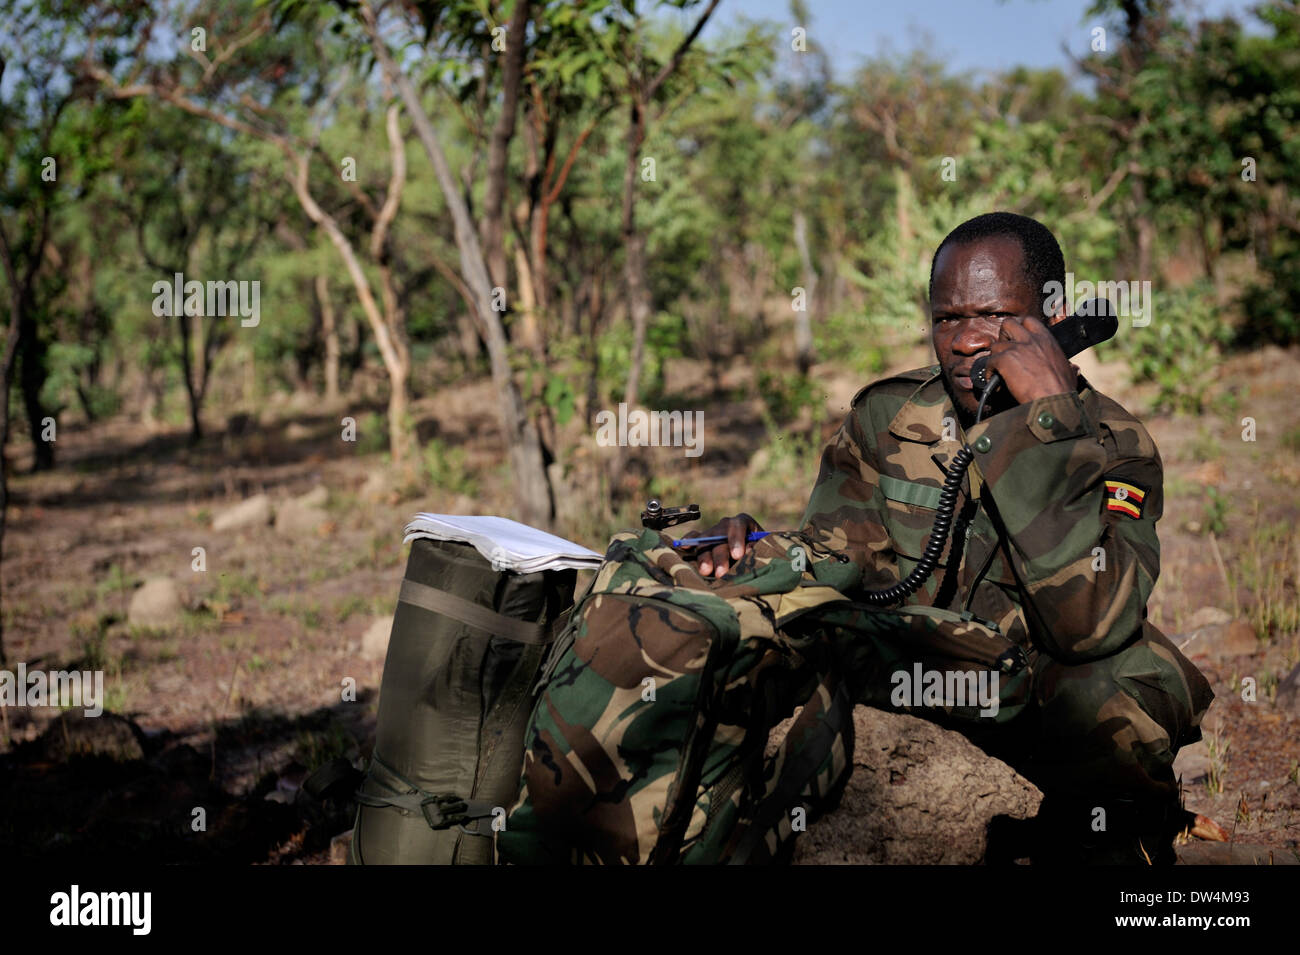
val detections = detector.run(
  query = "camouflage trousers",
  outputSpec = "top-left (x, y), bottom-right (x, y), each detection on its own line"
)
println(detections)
top-left (856, 621), bottom-right (1214, 806)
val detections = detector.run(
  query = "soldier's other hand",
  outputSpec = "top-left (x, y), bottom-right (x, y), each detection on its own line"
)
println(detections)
top-left (684, 513), bottom-right (763, 579)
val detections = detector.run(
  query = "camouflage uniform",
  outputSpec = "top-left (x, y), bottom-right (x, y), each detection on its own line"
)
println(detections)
top-left (799, 365), bottom-right (1213, 850)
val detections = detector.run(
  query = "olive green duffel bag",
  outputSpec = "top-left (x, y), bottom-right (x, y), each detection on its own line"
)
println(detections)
top-left (348, 536), bottom-right (575, 864)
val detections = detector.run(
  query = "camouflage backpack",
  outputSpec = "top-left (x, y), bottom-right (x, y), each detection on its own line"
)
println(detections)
top-left (495, 524), bottom-right (1039, 865)
top-left (495, 527), bottom-right (879, 865)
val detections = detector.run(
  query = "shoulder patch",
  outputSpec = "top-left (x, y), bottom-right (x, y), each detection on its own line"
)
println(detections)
top-left (1104, 478), bottom-right (1149, 519)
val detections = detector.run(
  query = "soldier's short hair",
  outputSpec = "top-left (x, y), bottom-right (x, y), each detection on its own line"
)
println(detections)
top-left (928, 211), bottom-right (1066, 311)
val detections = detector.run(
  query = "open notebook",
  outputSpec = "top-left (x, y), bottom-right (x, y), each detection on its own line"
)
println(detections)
top-left (403, 513), bottom-right (604, 573)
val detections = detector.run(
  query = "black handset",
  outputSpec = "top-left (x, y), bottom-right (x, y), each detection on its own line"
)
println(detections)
top-left (970, 298), bottom-right (1119, 391)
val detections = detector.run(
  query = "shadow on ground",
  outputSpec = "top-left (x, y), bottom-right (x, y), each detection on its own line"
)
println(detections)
top-left (0, 695), bottom-right (375, 865)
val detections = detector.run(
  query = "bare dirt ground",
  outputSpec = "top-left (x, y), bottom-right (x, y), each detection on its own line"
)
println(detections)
top-left (2, 345), bottom-right (1298, 864)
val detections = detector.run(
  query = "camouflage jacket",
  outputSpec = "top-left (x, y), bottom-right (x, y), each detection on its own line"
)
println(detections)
top-left (799, 364), bottom-right (1164, 664)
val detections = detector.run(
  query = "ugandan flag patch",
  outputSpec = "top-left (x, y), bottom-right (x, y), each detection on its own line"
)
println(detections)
top-left (1104, 479), bottom-right (1148, 519)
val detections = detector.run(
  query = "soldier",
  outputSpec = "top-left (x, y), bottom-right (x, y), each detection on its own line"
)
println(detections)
top-left (688, 212), bottom-right (1214, 864)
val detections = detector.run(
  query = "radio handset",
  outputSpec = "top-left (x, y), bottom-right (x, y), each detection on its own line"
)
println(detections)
top-left (970, 298), bottom-right (1119, 392)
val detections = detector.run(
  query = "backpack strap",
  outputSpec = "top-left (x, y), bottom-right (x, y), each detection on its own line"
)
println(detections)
top-left (398, 578), bottom-right (569, 644)
top-left (726, 674), bottom-right (855, 865)
top-left (353, 754), bottom-right (498, 830)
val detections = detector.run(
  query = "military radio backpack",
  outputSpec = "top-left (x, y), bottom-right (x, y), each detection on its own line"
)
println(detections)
top-left (495, 526), bottom-right (1037, 865)
top-left (496, 527), bottom-right (875, 865)
top-left (348, 536), bottom-right (575, 865)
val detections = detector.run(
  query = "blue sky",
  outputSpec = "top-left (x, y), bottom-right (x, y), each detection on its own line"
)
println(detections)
top-left (702, 0), bottom-right (1267, 79)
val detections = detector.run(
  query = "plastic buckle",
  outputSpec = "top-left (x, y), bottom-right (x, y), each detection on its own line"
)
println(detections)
top-left (996, 645), bottom-right (1028, 674)
top-left (420, 793), bottom-right (468, 830)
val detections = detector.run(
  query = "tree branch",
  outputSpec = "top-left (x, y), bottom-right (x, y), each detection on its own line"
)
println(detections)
top-left (646, 0), bottom-right (722, 99)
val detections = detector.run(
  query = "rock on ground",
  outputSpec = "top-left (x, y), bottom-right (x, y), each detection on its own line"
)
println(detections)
top-left (128, 576), bottom-right (183, 628)
top-left (285, 421), bottom-right (314, 442)
top-left (274, 498), bottom-right (328, 536)
top-left (212, 493), bottom-right (273, 532)
top-left (296, 485), bottom-right (329, 508)
top-left (361, 615), bottom-right (394, 661)
top-left (1275, 662), bottom-right (1300, 713)
top-left (360, 470), bottom-right (391, 502)
top-left (1176, 607), bottom-right (1258, 660)
top-left (779, 706), bottom-right (1042, 865)
top-left (1186, 620), bottom-right (1258, 660)
top-left (1173, 739), bottom-right (1211, 786)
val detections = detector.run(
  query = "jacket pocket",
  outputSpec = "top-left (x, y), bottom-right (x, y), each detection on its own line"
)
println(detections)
top-left (883, 498), bottom-right (952, 570)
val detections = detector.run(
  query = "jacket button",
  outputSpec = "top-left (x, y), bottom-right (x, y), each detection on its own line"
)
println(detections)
top-left (1037, 411), bottom-right (1056, 429)
top-left (974, 435), bottom-right (992, 453)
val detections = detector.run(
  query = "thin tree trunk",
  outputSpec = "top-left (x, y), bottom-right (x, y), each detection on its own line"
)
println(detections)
top-left (0, 315), bottom-right (17, 665)
top-left (533, 118), bottom-right (598, 318)
top-left (513, 240), bottom-right (541, 353)
top-left (363, 6), bottom-right (554, 527)
top-left (18, 315), bottom-right (54, 468)
top-left (894, 166), bottom-right (913, 246)
top-left (287, 151), bottom-right (412, 465)
top-left (481, 0), bottom-right (531, 291)
top-left (0, 222), bottom-right (28, 666)
top-left (621, 99), bottom-right (650, 413)
top-left (315, 274), bottom-right (340, 402)
top-left (792, 207), bottom-right (817, 375)
top-left (619, 0), bottom-right (722, 415)
top-left (169, 294), bottom-right (203, 443)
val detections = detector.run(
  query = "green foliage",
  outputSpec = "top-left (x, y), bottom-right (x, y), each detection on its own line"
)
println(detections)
top-left (596, 314), bottom-right (686, 406)
top-left (543, 372), bottom-right (576, 427)
top-left (96, 564), bottom-right (137, 600)
top-left (1200, 486), bottom-right (1229, 537)
top-left (422, 437), bottom-right (478, 497)
top-left (295, 719), bottom-right (356, 772)
top-left (1228, 508), bottom-right (1300, 641)
top-left (1100, 281), bottom-right (1234, 414)
top-left (746, 424), bottom-right (823, 500)
top-left (1186, 426), bottom-right (1223, 463)
top-left (355, 412), bottom-right (388, 455)
top-left (819, 307), bottom-right (889, 380)
top-left (756, 369), bottom-right (815, 427)
top-left (41, 341), bottom-right (119, 420)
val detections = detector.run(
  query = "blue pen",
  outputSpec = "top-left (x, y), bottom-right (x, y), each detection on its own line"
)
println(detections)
top-left (671, 531), bottom-right (772, 549)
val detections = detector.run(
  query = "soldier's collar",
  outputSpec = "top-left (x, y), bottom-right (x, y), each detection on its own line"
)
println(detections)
top-left (887, 366), bottom-right (949, 444)
top-left (887, 367), bottom-right (1097, 445)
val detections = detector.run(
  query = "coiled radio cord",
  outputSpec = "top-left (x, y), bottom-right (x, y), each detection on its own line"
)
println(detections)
top-left (858, 372), bottom-right (999, 606)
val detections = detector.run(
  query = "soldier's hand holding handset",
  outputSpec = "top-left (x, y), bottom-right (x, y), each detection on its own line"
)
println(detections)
top-left (982, 314), bottom-right (1078, 405)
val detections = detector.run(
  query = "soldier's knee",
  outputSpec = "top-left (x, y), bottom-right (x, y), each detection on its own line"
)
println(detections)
top-left (1032, 641), bottom-right (1193, 752)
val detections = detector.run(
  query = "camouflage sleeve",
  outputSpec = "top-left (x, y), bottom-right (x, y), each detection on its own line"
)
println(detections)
top-left (797, 402), bottom-right (896, 590)
top-left (965, 390), bottom-right (1162, 663)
